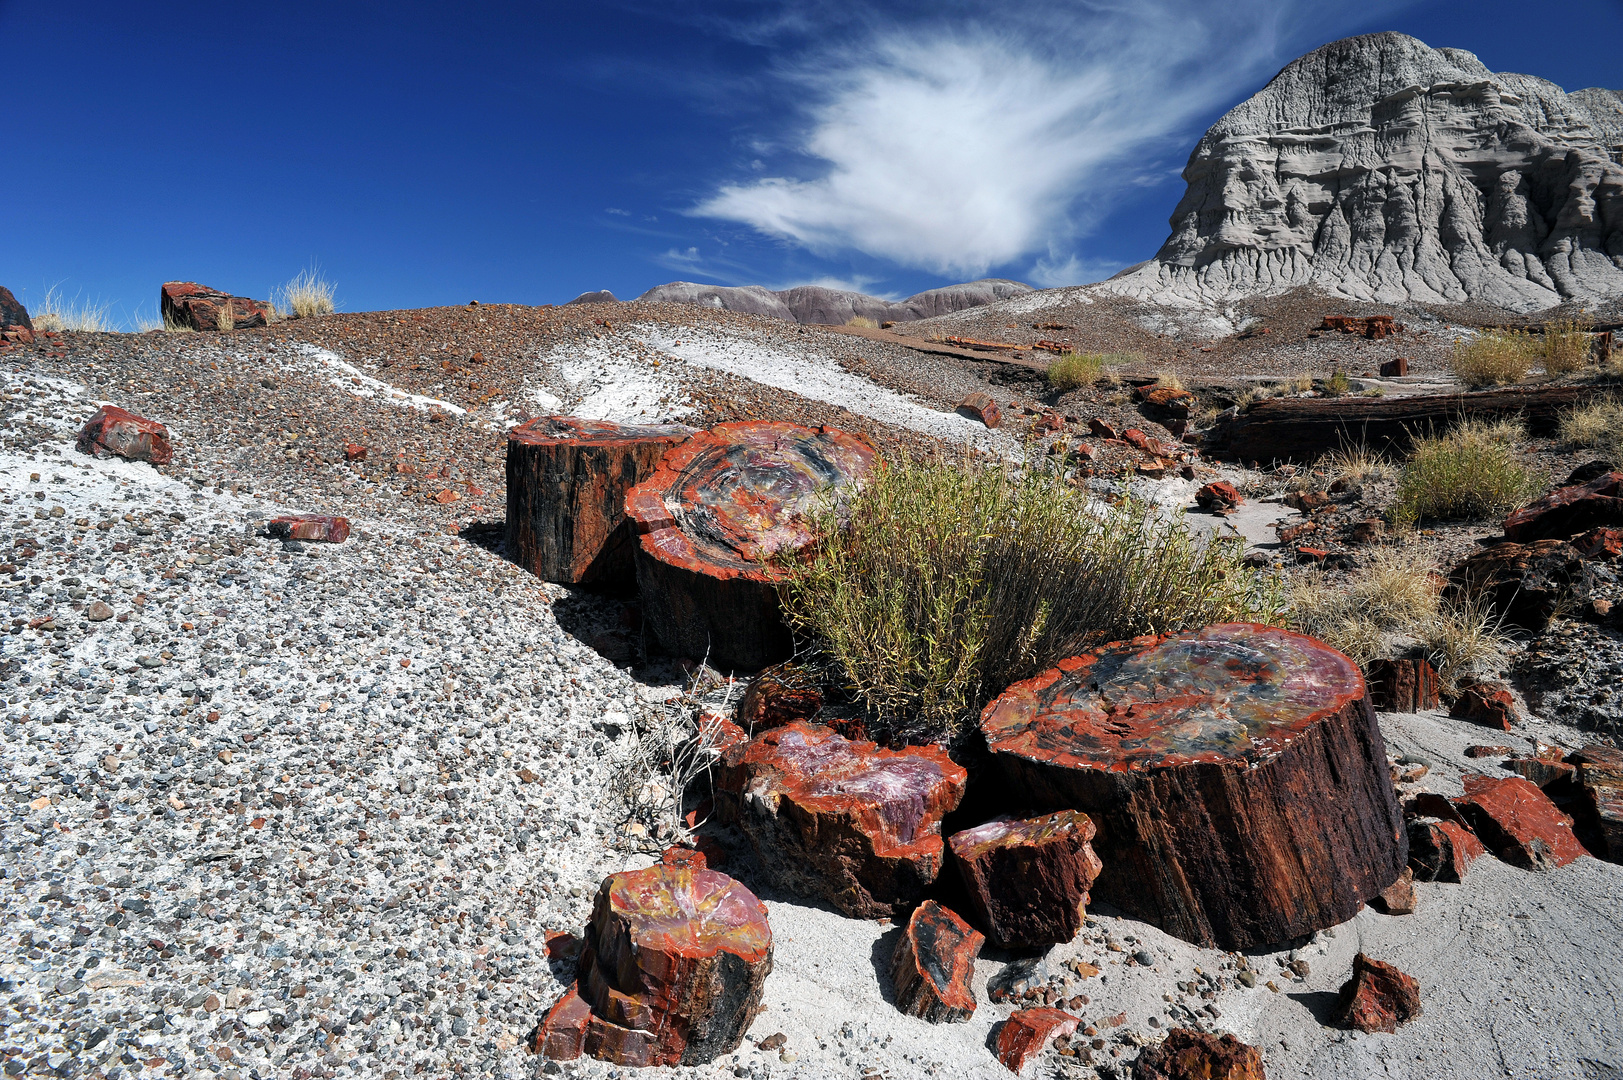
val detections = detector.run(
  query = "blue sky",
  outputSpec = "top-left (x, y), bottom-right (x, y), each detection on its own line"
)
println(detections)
top-left (2, 0), bottom-right (1620, 325)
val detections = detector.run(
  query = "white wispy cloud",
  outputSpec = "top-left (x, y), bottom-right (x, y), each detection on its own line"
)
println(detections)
top-left (692, 1), bottom-right (1400, 278)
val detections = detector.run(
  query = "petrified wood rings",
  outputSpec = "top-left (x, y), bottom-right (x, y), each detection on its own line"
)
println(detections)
top-left (981, 623), bottom-right (1406, 950)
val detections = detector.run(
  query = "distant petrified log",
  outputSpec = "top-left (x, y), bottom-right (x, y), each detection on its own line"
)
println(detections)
top-left (889, 900), bottom-right (984, 1023)
top-left (625, 421), bottom-right (876, 669)
top-left (535, 864), bottom-right (772, 1067)
top-left (1201, 385), bottom-right (1611, 464)
top-left (980, 623), bottom-right (1406, 950)
top-left (160, 281), bottom-right (273, 331)
top-left (266, 515), bottom-right (350, 544)
top-left (505, 416), bottom-right (694, 586)
top-left (76, 405), bottom-right (174, 465)
top-left (716, 720), bottom-right (966, 918)
top-left (1501, 471), bottom-right (1623, 542)
top-left (949, 811), bottom-right (1102, 949)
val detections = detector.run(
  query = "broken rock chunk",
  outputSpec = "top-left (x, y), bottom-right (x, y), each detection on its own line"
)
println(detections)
top-left (265, 515), bottom-right (351, 544)
top-left (1570, 743), bottom-right (1623, 863)
top-left (1132, 1028), bottom-right (1266, 1079)
top-left (160, 281), bottom-right (273, 331)
top-left (1407, 819), bottom-right (1487, 883)
top-left (76, 405), bottom-right (174, 465)
top-left (1453, 774), bottom-right (1586, 870)
top-left (995, 1008), bottom-right (1078, 1076)
top-left (1195, 481), bottom-right (1242, 514)
top-left (1370, 867), bottom-right (1416, 915)
top-left (1450, 681), bottom-right (1517, 731)
top-left (1501, 471), bottom-right (1623, 543)
top-left (949, 810), bottom-right (1102, 949)
top-left (1333, 953), bottom-right (1421, 1034)
top-left (955, 392), bottom-right (1001, 428)
top-left (1364, 658), bottom-right (1439, 712)
top-left (1447, 540), bottom-right (1594, 632)
top-left (889, 900), bottom-right (983, 1023)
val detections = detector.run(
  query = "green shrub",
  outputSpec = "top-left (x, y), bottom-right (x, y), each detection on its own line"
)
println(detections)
top-left (1449, 330), bottom-right (1535, 388)
top-left (1324, 370), bottom-right (1351, 396)
top-left (1542, 317), bottom-right (1592, 375)
top-left (1390, 420), bottom-right (1542, 528)
top-left (778, 455), bottom-right (1282, 743)
top-left (1047, 352), bottom-right (1105, 391)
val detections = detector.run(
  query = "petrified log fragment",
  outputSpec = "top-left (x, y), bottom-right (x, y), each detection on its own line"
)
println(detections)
top-left (1364, 658), bottom-right (1439, 712)
top-left (948, 811), bottom-right (1102, 949)
top-left (1132, 1028), bottom-right (1266, 1080)
top-left (1333, 953), bottom-right (1421, 1034)
top-left (0, 285), bottom-right (32, 333)
top-left (625, 421), bottom-right (876, 669)
top-left (540, 864), bottom-right (771, 1068)
top-left (737, 662), bottom-right (823, 731)
top-left (160, 281), bottom-right (272, 330)
top-left (1195, 481), bottom-right (1242, 514)
top-left (980, 623), bottom-right (1406, 950)
top-left (889, 900), bottom-right (983, 1023)
top-left (506, 416), bottom-right (694, 586)
top-left (716, 721), bottom-right (967, 918)
top-left (1201, 385), bottom-right (1612, 464)
top-left (1407, 819), bottom-right (1486, 883)
top-left (1502, 472), bottom-right (1623, 542)
top-left (955, 392), bottom-right (1001, 427)
top-left (1453, 774), bottom-right (1587, 869)
top-left (1571, 743), bottom-right (1623, 862)
top-left (995, 1008), bottom-right (1078, 1075)
top-left (76, 405), bottom-right (174, 465)
top-left (1370, 867), bottom-right (1417, 915)
top-left (266, 515), bottom-right (350, 543)
top-left (1450, 681), bottom-right (1518, 730)
top-left (1446, 540), bottom-right (1594, 632)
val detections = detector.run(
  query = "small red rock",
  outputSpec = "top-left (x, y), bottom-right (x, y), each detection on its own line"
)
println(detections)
top-left (956, 392), bottom-right (1001, 428)
top-left (1450, 682), bottom-right (1516, 731)
top-left (544, 930), bottom-right (582, 963)
top-left (1573, 527), bottom-right (1623, 559)
top-left (1464, 744), bottom-right (1513, 758)
top-left (266, 515), bottom-right (351, 544)
top-left (996, 1008), bottom-right (1078, 1075)
top-left (1131, 1028), bottom-right (1266, 1079)
top-left (889, 900), bottom-right (984, 1023)
top-left (434, 489), bottom-right (460, 504)
top-left (1088, 418), bottom-right (1118, 440)
top-left (1334, 953), bottom-right (1421, 1033)
top-left (1408, 819), bottom-right (1486, 882)
top-left (343, 443), bottom-right (368, 462)
top-left (660, 845), bottom-right (707, 870)
top-left (1370, 867), bottom-right (1417, 915)
top-left (1276, 520), bottom-right (1317, 545)
top-left (1295, 545), bottom-right (1330, 564)
top-left (1195, 481), bottom-right (1242, 514)
top-left (1454, 773), bottom-right (1587, 869)
top-left (76, 405), bottom-right (174, 465)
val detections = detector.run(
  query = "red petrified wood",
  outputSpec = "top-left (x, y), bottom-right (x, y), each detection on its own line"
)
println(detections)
top-left (889, 900), bottom-right (984, 1023)
top-left (716, 721), bottom-right (967, 919)
top-left (1571, 744), bottom-right (1623, 863)
top-left (1364, 658), bottom-right (1439, 712)
top-left (625, 422), bottom-right (876, 669)
top-left (1333, 953), bottom-right (1421, 1034)
top-left (506, 416), bottom-right (694, 587)
top-left (76, 405), bottom-right (174, 465)
top-left (1453, 774), bottom-right (1587, 870)
top-left (1132, 1029), bottom-right (1266, 1080)
top-left (955, 392), bottom-right (1001, 428)
top-left (995, 1009), bottom-right (1078, 1076)
top-left (737, 662), bottom-right (824, 731)
top-left (1195, 481), bottom-right (1242, 514)
top-left (981, 623), bottom-right (1406, 950)
top-left (535, 864), bottom-right (773, 1067)
top-left (1502, 471), bottom-right (1623, 542)
top-left (949, 811), bottom-right (1102, 949)
top-left (1450, 681), bottom-right (1517, 731)
top-left (160, 281), bottom-right (273, 331)
top-left (1407, 819), bottom-right (1486, 883)
top-left (266, 515), bottom-right (350, 543)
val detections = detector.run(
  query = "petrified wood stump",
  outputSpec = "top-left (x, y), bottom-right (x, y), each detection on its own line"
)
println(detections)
top-left (948, 811), bottom-right (1102, 949)
top-left (889, 900), bottom-right (983, 1023)
top-left (625, 421), bottom-right (876, 669)
top-left (980, 623), bottom-right (1406, 950)
top-left (506, 416), bottom-right (694, 586)
top-left (76, 405), bottom-right (174, 465)
top-left (536, 864), bottom-right (773, 1067)
top-left (716, 720), bottom-right (967, 918)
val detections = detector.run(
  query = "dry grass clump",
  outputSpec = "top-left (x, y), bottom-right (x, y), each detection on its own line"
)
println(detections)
top-left (1558, 397), bottom-right (1623, 453)
top-left (1542, 317), bottom-right (1593, 375)
top-left (215, 303), bottom-right (237, 332)
top-left (1450, 330), bottom-right (1535, 388)
top-left (33, 286), bottom-right (114, 333)
top-left (1324, 370), bottom-right (1351, 397)
top-left (277, 268), bottom-right (336, 319)
top-left (779, 455), bottom-right (1281, 743)
top-left (1321, 442), bottom-right (1395, 485)
top-left (608, 672), bottom-right (736, 847)
top-left (845, 315), bottom-right (879, 328)
top-left (1047, 352), bottom-right (1106, 391)
top-left (1390, 419), bottom-right (1542, 528)
top-left (1289, 551), bottom-right (1507, 690)
top-left (1155, 371), bottom-right (1184, 391)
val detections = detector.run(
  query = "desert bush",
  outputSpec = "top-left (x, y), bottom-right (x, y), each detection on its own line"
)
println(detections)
top-left (277, 268), bottom-right (336, 319)
top-left (1047, 352), bottom-right (1105, 391)
top-left (779, 455), bottom-right (1281, 743)
top-left (845, 315), bottom-right (879, 329)
top-left (1558, 398), bottom-right (1623, 453)
top-left (1324, 370), bottom-right (1351, 396)
top-left (33, 286), bottom-right (113, 333)
top-left (1289, 551), bottom-right (1507, 690)
top-left (1450, 330), bottom-right (1535, 388)
top-left (1542, 317), bottom-right (1592, 375)
top-left (1389, 419), bottom-right (1541, 528)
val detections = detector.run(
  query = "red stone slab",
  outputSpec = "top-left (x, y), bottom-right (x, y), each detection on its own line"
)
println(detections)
top-left (1132, 1028), bottom-right (1266, 1080)
top-left (889, 900), bottom-right (984, 1023)
top-left (1454, 774), bottom-right (1587, 869)
top-left (716, 720), bottom-right (967, 919)
top-left (506, 415), bottom-right (694, 586)
top-left (980, 623), bottom-right (1405, 950)
top-left (1503, 472), bottom-right (1623, 543)
top-left (625, 421), bottom-right (876, 669)
top-left (949, 811), bottom-right (1102, 949)
top-left (1407, 819), bottom-right (1486, 883)
top-left (266, 515), bottom-right (350, 544)
top-left (995, 1008), bottom-right (1078, 1075)
top-left (76, 405), bottom-right (174, 465)
top-left (1333, 953), bottom-right (1421, 1034)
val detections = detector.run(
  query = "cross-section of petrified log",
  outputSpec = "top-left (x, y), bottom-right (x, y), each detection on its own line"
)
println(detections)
top-left (716, 721), bottom-right (967, 918)
top-left (506, 416), bottom-right (694, 586)
top-left (948, 811), bottom-right (1102, 949)
top-left (76, 405), bottom-right (174, 465)
top-left (536, 863), bottom-right (772, 1068)
top-left (625, 421), bottom-right (876, 669)
top-left (889, 900), bottom-right (983, 1023)
top-left (980, 623), bottom-right (1406, 950)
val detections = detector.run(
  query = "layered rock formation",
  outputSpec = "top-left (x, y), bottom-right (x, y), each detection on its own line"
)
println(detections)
top-left (633, 278), bottom-right (1032, 324)
top-left (1106, 32), bottom-right (1623, 311)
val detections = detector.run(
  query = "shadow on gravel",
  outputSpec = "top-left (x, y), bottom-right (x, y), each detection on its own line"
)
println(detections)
top-left (1286, 989), bottom-right (1344, 1025)
top-left (458, 519), bottom-right (506, 556)
top-left (869, 927), bottom-right (903, 1007)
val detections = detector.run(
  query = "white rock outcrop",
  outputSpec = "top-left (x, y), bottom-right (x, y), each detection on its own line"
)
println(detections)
top-left (634, 278), bottom-right (1032, 324)
top-left (1105, 32), bottom-right (1623, 312)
